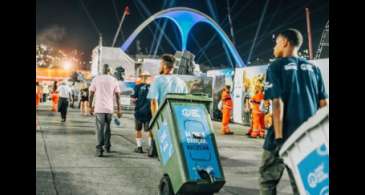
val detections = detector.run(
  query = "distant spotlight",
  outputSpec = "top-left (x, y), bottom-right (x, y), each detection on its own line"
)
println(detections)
top-left (63, 60), bottom-right (73, 70)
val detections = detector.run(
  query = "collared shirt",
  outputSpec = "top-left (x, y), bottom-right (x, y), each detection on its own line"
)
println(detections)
top-left (147, 74), bottom-right (189, 106)
top-left (89, 75), bottom-right (121, 114)
top-left (43, 86), bottom-right (49, 94)
top-left (263, 57), bottom-right (328, 151)
top-left (131, 83), bottom-right (152, 122)
top-left (57, 85), bottom-right (72, 98)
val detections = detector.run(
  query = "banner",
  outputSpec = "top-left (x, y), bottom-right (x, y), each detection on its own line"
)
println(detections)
top-left (232, 58), bottom-right (329, 124)
top-left (232, 65), bottom-right (268, 124)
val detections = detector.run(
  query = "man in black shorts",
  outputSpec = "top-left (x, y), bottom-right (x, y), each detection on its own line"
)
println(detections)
top-left (131, 71), bottom-right (152, 153)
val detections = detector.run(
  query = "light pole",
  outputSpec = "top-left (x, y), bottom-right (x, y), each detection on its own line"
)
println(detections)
top-left (112, 6), bottom-right (129, 47)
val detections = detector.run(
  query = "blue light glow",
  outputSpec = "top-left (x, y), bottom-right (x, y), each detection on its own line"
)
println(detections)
top-left (121, 8), bottom-right (246, 67)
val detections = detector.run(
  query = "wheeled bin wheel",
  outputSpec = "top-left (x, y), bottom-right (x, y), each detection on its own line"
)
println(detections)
top-left (159, 175), bottom-right (174, 195)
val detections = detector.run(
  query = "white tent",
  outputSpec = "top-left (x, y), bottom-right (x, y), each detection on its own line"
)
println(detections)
top-left (91, 47), bottom-right (135, 79)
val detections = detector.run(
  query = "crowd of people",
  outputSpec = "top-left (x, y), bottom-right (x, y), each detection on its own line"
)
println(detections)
top-left (36, 80), bottom-right (91, 118)
top-left (36, 28), bottom-right (328, 195)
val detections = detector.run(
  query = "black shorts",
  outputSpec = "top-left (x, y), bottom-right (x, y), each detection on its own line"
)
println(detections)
top-left (80, 97), bottom-right (88, 102)
top-left (135, 119), bottom-right (150, 132)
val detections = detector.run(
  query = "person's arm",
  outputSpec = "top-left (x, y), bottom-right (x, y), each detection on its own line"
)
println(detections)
top-left (115, 92), bottom-right (121, 118)
top-left (131, 85), bottom-right (138, 104)
top-left (89, 91), bottom-right (95, 115)
top-left (319, 99), bottom-right (328, 108)
top-left (151, 99), bottom-right (158, 116)
top-left (114, 80), bottom-right (122, 118)
top-left (272, 98), bottom-right (284, 139)
top-left (316, 67), bottom-right (329, 109)
top-left (147, 77), bottom-right (159, 116)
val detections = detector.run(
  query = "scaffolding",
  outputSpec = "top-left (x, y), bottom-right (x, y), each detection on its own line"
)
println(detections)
top-left (315, 21), bottom-right (329, 59)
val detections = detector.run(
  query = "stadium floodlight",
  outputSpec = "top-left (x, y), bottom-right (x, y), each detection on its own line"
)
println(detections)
top-left (63, 60), bottom-right (73, 70)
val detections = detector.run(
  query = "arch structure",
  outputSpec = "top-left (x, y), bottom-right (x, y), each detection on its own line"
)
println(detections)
top-left (121, 7), bottom-right (246, 67)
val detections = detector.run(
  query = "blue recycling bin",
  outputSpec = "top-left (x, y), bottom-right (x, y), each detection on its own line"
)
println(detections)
top-left (150, 94), bottom-right (225, 195)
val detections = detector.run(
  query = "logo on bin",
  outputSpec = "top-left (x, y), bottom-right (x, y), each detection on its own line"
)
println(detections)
top-left (172, 104), bottom-right (223, 180)
top-left (307, 163), bottom-right (328, 188)
top-left (182, 108), bottom-right (200, 118)
top-left (297, 144), bottom-right (329, 195)
top-left (157, 122), bottom-right (174, 165)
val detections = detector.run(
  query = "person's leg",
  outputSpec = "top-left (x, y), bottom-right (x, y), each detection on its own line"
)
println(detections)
top-left (63, 100), bottom-right (69, 121)
top-left (285, 165), bottom-right (300, 195)
top-left (251, 112), bottom-right (260, 137)
top-left (144, 122), bottom-right (152, 147)
top-left (135, 119), bottom-right (143, 153)
top-left (81, 101), bottom-right (88, 115)
top-left (70, 95), bottom-right (74, 108)
top-left (221, 109), bottom-right (228, 134)
top-left (104, 113), bottom-right (112, 151)
top-left (221, 109), bottom-right (232, 134)
top-left (226, 110), bottom-right (232, 133)
top-left (59, 98), bottom-right (65, 120)
top-left (259, 149), bottom-right (285, 195)
top-left (81, 101), bottom-right (86, 114)
top-left (95, 114), bottom-right (105, 155)
top-left (83, 101), bottom-right (87, 114)
top-left (259, 113), bottom-right (266, 138)
top-left (85, 101), bottom-right (89, 114)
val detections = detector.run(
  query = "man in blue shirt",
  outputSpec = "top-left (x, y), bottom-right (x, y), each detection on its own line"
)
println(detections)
top-left (259, 29), bottom-right (328, 195)
top-left (131, 71), bottom-right (153, 153)
top-left (147, 54), bottom-right (188, 114)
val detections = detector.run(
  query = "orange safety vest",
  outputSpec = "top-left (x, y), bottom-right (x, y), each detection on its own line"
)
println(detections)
top-left (221, 90), bottom-right (233, 110)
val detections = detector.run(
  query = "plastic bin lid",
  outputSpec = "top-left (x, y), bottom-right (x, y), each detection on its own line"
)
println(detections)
top-left (279, 106), bottom-right (329, 156)
top-left (149, 93), bottom-right (212, 129)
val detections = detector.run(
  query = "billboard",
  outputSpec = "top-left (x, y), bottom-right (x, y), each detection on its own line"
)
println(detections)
top-left (232, 58), bottom-right (329, 124)
top-left (232, 65), bottom-right (269, 124)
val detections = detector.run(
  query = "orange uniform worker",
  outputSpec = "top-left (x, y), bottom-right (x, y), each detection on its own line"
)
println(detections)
top-left (221, 85), bottom-right (234, 135)
top-left (36, 82), bottom-right (42, 108)
top-left (51, 90), bottom-right (59, 112)
top-left (50, 81), bottom-right (59, 112)
top-left (250, 87), bottom-right (265, 138)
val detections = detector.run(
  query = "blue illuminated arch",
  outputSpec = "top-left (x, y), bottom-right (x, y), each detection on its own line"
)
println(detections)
top-left (121, 7), bottom-right (246, 67)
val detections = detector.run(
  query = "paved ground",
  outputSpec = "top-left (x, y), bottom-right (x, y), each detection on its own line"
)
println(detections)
top-left (36, 102), bottom-right (292, 195)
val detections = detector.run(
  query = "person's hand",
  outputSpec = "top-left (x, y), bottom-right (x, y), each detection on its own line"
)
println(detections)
top-left (116, 110), bottom-right (122, 118)
top-left (274, 138), bottom-right (284, 157)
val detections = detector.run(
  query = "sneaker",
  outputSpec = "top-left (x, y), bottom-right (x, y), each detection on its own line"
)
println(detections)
top-left (249, 131), bottom-right (259, 138)
top-left (225, 131), bottom-right (234, 135)
top-left (104, 147), bottom-right (111, 153)
top-left (96, 150), bottom-right (103, 157)
top-left (134, 147), bottom-right (144, 153)
top-left (259, 131), bottom-right (265, 138)
top-left (246, 128), bottom-right (252, 135)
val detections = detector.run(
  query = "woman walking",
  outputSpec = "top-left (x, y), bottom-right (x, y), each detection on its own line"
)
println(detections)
top-left (79, 82), bottom-right (89, 115)
top-left (36, 82), bottom-right (42, 108)
top-left (51, 81), bottom-right (59, 112)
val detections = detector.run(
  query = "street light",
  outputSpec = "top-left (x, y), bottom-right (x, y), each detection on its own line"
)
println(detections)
top-left (63, 60), bottom-right (73, 70)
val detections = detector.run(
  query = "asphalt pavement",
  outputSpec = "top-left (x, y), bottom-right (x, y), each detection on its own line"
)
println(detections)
top-left (36, 101), bottom-right (292, 195)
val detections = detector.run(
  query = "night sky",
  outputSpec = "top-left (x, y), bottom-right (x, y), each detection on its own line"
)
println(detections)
top-left (36, 0), bottom-right (329, 69)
